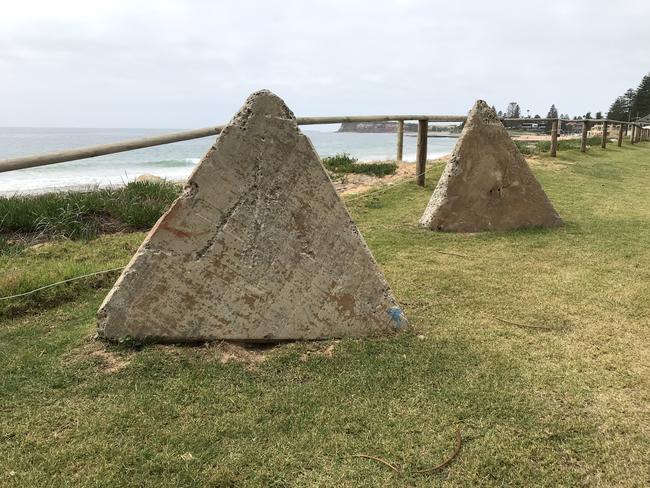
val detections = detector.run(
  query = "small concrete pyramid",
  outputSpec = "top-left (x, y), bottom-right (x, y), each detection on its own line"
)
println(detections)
top-left (98, 90), bottom-right (407, 342)
top-left (420, 100), bottom-right (563, 232)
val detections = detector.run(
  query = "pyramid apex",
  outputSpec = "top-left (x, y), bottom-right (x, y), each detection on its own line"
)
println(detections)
top-left (466, 99), bottom-right (500, 126)
top-left (230, 90), bottom-right (296, 127)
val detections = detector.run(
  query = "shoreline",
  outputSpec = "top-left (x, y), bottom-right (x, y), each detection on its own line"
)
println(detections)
top-left (0, 154), bottom-right (452, 198)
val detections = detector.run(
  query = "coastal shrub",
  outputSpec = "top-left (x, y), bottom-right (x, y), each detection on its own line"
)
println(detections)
top-left (514, 140), bottom-right (535, 155)
top-left (112, 180), bottom-right (180, 229)
top-left (0, 180), bottom-right (180, 241)
top-left (0, 235), bottom-right (23, 256)
top-left (322, 153), bottom-right (397, 177)
top-left (34, 201), bottom-right (102, 240)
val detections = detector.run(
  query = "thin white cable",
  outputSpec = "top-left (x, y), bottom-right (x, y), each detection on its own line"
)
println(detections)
top-left (0, 165), bottom-right (436, 302)
top-left (0, 266), bottom-right (125, 301)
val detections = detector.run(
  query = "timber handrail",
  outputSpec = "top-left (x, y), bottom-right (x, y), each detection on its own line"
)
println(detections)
top-left (0, 115), bottom-right (467, 174)
top-left (0, 114), bottom-right (647, 184)
top-left (0, 125), bottom-right (226, 173)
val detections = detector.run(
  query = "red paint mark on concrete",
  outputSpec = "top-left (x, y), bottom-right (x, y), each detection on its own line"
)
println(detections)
top-left (159, 220), bottom-right (194, 239)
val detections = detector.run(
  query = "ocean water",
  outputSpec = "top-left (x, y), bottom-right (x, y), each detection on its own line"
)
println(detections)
top-left (0, 127), bottom-right (457, 195)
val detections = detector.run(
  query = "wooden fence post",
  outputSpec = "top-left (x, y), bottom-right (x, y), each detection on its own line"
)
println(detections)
top-left (416, 119), bottom-right (428, 186)
top-left (630, 125), bottom-right (635, 145)
top-left (580, 120), bottom-right (588, 152)
top-left (618, 124), bottom-right (624, 147)
top-left (601, 121), bottom-right (608, 149)
top-left (550, 119), bottom-right (558, 157)
top-left (396, 120), bottom-right (404, 162)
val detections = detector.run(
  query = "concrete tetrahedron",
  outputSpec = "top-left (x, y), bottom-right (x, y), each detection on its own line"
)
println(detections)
top-left (420, 100), bottom-right (563, 232)
top-left (98, 90), bottom-right (407, 342)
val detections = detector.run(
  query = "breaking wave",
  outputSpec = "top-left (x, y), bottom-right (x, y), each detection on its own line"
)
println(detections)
top-left (146, 158), bottom-right (200, 167)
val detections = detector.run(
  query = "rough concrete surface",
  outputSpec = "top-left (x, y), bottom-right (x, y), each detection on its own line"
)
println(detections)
top-left (98, 90), bottom-right (407, 342)
top-left (420, 100), bottom-right (563, 232)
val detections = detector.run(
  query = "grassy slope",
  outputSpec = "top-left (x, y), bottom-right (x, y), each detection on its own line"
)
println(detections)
top-left (1, 143), bottom-right (649, 487)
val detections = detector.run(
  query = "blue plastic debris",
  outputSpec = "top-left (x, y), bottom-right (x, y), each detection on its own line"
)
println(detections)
top-left (386, 307), bottom-right (405, 329)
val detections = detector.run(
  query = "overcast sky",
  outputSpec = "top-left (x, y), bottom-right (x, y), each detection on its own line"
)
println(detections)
top-left (2, 0), bottom-right (649, 129)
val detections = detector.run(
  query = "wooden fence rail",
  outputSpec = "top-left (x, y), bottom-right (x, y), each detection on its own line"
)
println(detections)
top-left (0, 114), bottom-right (646, 187)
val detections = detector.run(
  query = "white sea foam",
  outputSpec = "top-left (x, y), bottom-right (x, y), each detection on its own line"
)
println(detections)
top-left (0, 128), bottom-right (456, 195)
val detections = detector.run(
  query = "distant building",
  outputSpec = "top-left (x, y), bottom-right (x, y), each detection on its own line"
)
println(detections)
top-left (563, 121), bottom-right (583, 135)
top-left (636, 114), bottom-right (650, 129)
top-left (588, 123), bottom-right (623, 138)
top-left (520, 121), bottom-right (547, 132)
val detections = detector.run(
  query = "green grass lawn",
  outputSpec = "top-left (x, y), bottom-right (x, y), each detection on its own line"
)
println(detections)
top-left (1, 142), bottom-right (649, 487)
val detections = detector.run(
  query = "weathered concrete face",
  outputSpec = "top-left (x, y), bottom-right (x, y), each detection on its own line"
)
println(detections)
top-left (98, 90), bottom-right (407, 342)
top-left (420, 100), bottom-right (563, 232)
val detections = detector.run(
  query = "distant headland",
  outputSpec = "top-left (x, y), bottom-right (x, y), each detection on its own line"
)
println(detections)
top-left (338, 121), bottom-right (460, 137)
top-left (337, 122), bottom-right (418, 133)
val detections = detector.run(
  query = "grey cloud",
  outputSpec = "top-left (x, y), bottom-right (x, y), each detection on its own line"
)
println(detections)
top-left (1, 0), bottom-right (649, 127)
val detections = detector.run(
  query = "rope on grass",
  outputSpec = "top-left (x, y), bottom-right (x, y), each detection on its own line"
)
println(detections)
top-left (413, 426), bottom-right (463, 474)
top-left (350, 454), bottom-right (401, 474)
top-left (351, 426), bottom-right (462, 476)
top-left (494, 317), bottom-right (556, 332)
top-left (435, 251), bottom-right (468, 258)
top-left (0, 266), bottom-right (125, 301)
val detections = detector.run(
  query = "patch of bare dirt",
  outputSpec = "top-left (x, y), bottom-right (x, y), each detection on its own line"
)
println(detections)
top-left (89, 348), bottom-right (132, 373)
top-left (299, 340), bottom-right (339, 362)
top-left (332, 158), bottom-right (448, 197)
top-left (65, 338), bottom-right (132, 373)
top-left (512, 134), bottom-right (580, 142)
top-left (213, 342), bottom-right (269, 366)
top-left (526, 155), bottom-right (571, 172)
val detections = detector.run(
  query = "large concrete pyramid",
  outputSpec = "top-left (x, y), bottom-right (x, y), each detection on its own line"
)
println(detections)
top-left (420, 100), bottom-right (563, 232)
top-left (98, 90), bottom-right (407, 342)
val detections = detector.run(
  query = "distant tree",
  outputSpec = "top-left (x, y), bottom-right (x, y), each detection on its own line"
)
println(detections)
top-left (547, 104), bottom-right (559, 119)
top-left (631, 73), bottom-right (650, 120)
top-left (595, 111), bottom-right (603, 119)
top-left (624, 88), bottom-right (636, 104)
top-left (534, 114), bottom-right (541, 118)
top-left (606, 84), bottom-right (639, 122)
top-left (497, 110), bottom-right (503, 118)
top-left (608, 96), bottom-right (628, 121)
top-left (506, 102), bottom-right (521, 118)
top-left (585, 112), bottom-right (592, 119)
top-left (491, 105), bottom-right (497, 114)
